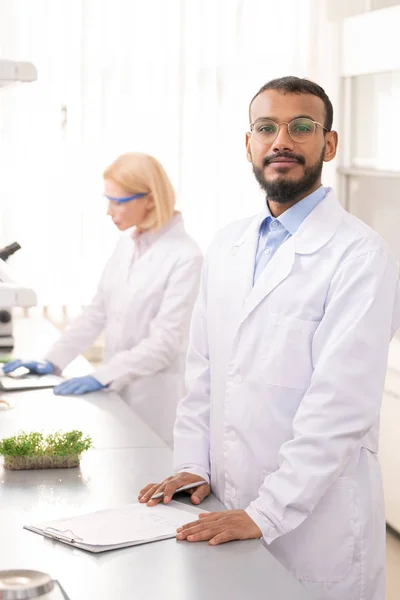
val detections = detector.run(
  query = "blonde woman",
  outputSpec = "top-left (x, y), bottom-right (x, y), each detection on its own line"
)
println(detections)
top-left (5, 153), bottom-right (203, 443)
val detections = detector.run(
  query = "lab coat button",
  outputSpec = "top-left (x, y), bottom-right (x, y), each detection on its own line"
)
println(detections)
top-left (234, 374), bottom-right (242, 384)
top-left (231, 488), bottom-right (237, 499)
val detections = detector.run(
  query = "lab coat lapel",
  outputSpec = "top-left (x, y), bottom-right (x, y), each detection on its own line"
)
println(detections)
top-left (229, 214), bottom-right (264, 308)
top-left (236, 189), bottom-right (344, 325)
top-left (240, 237), bottom-right (295, 324)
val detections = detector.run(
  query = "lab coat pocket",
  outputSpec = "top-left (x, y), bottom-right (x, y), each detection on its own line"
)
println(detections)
top-left (261, 314), bottom-right (318, 390)
top-left (270, 479), bottom-right (356, 583)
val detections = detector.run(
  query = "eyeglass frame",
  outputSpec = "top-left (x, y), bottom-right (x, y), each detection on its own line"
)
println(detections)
top-left (105, 192), bottom-right (148, 205)
top-left (249, 117), bottom-right (329, 144)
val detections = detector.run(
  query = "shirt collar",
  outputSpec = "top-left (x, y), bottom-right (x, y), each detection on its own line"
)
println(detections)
top-left (261, 185), bottom-right (329, 236)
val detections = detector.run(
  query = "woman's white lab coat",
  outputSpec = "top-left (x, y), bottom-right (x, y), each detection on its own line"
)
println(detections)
top-left (45, 216), bottom-right (202, 444)
top-left (174, 190), bottom-right (400, 600)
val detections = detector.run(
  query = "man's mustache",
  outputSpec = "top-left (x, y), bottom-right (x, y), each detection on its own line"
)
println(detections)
top-left (263, 152), bottom-right (306, 167)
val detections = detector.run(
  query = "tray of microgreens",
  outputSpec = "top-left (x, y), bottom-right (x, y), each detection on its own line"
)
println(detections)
top-left (0, 430), bottom-right (93, 470)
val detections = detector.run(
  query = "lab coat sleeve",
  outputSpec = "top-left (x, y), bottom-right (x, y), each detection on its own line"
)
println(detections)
top-left (173, 257), bottom-right (211, 484)
top-left (246, 249), bottom-right (400, 544)
top-left (92, 254), bottom-right (203, 386)
top-left (43, 266), bottom-right (110, 371)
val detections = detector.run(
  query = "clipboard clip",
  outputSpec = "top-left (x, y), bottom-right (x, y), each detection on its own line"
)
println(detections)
top-left (44, 527), bottom-right (83, 544)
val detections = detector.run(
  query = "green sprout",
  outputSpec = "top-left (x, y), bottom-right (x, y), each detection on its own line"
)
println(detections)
top-left (0, 430), bottom-right (93, 470)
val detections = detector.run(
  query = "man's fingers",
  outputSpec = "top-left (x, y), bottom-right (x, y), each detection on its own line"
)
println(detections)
top-left (139, 484), bottom-right (164, 503)
top-left (139, 473), bottom-right (208, 506)
top-left (162, 480), bottom-right (185, 503)
top-left (139, 481), bottom-right (173, 505)
top-left (146, 496), bottom-right (164, 507)
top-left (176, 510), bottom-right (261, 545)
top-left (191, 483), bottom-right (210, 504)
top-left (177, 513), bottom-right (221, 532)
top-left (176, 519), bottom-right (198, 532)
top-left (209, 530), bottom-right (235, 546)
top-left (184, 528), bottom-right (215, 543)
top-left (177, 521), bottom-right (237, 544)
top-left (176, 523), bottom-right (208, 539)
top-left (141, 477), bottom-right (180, 505)
top-left (138, 483), bottom-right (156, 498)
top-left (177, 519), bottom-right (228, 541)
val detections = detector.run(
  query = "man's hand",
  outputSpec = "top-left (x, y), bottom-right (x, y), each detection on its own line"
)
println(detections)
top-left (138, 472), bottom-right (210, 506)
top-left (176, 510), bottom-right (262, 546)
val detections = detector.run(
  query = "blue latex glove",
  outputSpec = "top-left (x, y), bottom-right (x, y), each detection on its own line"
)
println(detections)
top-left (3, 359), bottom-right (55, 375)
top-left (53, 375), bottom-right (105, 396)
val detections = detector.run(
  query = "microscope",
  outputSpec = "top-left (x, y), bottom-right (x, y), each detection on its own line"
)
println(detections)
top-left (0, 243), bottom-right (22, 349)
top-left (0, 242), bottom-right (36, 351)
top-left (0, 60), bottom-right (38, 351)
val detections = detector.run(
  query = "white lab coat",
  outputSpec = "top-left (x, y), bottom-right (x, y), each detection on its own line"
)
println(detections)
top-left (174, 190), bottom-right (400, 600)
top-left (45, 217), bottom-right (203, 444)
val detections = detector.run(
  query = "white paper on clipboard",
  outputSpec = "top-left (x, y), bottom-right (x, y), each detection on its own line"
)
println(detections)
top-left (24, 501), bottom-right (206, 553)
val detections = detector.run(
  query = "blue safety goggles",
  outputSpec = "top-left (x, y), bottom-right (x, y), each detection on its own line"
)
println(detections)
top-left (105, 192), bottom-right (148, 204)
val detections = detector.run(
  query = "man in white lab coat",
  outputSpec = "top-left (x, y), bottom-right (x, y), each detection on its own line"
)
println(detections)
top-left (139, 77), bottom-right (400, 600)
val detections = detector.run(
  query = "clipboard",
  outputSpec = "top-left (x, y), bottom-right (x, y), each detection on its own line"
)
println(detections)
top-left (24, 501), bottom-right (206, 553)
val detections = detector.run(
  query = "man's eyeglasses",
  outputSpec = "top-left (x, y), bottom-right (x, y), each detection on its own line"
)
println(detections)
top-left (105, 192), bottom-right (148, 205)
top-left (249, 117), bottom-right (329, 144)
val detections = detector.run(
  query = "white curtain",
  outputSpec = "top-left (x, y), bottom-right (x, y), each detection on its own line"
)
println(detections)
top-left (0, 0), bottom-right (313, 307)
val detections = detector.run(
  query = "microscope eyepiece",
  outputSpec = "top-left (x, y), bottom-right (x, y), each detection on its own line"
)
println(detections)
top-left (0, 242), bottom-right (21, 262)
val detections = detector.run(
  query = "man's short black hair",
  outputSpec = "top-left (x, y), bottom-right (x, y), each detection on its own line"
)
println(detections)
top-left (249, 76), bottom-right (333, 131)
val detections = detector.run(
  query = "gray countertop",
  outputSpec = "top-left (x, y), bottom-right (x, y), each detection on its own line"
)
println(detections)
top-left (0, 387), bottom-right (166, 449)
top-left (0, 449), bottom-right (312, 600)
top-left (0, 315), bottom-right (312, 599)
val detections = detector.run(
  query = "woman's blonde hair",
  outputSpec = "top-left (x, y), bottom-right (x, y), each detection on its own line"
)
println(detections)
top-left (103, 152), bottom-right (176, 231)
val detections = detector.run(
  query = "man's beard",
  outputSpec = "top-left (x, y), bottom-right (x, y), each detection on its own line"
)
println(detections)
top-left (252, 147), bottom-right (325, 204)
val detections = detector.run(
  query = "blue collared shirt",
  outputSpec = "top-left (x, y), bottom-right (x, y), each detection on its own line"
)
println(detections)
top-left (253, 186), bottom-right (329, 284)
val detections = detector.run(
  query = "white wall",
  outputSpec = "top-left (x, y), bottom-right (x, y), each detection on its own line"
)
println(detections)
top-left (4, 0), bottom-right (397, 305)
top-left (0, 0), bottom-right (318, 306)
